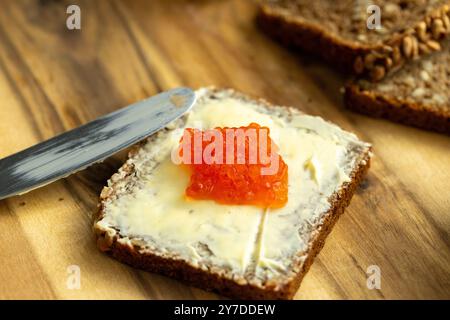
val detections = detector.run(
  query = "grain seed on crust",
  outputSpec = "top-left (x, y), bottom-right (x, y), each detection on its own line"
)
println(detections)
top-left (402, 36), bottom-right (413, 58)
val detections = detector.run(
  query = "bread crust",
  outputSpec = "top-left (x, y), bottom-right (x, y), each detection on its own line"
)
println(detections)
top-left (257, 2), bottom-right (450, 81)
top-left (257, 4), bottom-right (368, 74)
top-left (93, 88), bottom-right (372, 299)
top-left (345, 84), bottom-right (450, 135)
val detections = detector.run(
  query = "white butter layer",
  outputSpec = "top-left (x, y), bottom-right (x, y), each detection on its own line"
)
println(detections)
top-left (98, 90), bottom-right (369, 280)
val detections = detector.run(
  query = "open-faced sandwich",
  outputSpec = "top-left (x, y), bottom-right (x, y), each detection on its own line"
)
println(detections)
top-left (94, 88), bottom-right (372, 299)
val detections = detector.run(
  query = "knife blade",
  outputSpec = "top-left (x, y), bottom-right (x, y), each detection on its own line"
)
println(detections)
top-left (0, 87), bottom-right (196, 200)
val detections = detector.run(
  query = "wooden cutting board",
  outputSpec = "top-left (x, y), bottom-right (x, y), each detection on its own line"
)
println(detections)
top-left (0, 0), bottom-right (448, 299)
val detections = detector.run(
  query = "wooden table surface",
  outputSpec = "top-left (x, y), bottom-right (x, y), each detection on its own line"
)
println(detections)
top-left (0, 0), bottom-right (448, 300)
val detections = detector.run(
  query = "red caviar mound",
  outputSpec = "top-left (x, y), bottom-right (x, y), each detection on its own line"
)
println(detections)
top-left (178, 123), bottom-right (288, 208)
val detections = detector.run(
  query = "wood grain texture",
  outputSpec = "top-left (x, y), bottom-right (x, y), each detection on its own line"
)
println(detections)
top-left (0, 0), bottom-right (448, 299)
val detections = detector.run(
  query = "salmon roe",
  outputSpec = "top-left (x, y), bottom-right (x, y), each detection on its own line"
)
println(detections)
top-left (178, 123), bottom-right (288, 208)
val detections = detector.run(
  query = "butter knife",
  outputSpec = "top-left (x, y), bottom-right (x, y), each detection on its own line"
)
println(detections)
top-left (0, 87), bottom-right (195, 200)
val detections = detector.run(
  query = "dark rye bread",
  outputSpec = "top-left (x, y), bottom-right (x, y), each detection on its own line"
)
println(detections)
top-left (258, 0), bottom-right (450, 81)
top-left (345, 41), bottom-right (450, 134)
top-left (94, 88), bottom-right (372, 300)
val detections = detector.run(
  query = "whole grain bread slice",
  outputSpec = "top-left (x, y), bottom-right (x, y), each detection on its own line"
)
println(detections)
top-left (94, 88), bottom-right (372, 299)
top-left (345, 40), bottom-right (450, 134)
top-left (258, 0), bottom-right (450, 81)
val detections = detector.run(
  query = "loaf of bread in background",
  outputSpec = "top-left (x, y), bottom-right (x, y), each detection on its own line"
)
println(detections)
top-left (345, 40), bottom-right (450, 134)
top-left (258, 0), bottom-right (450, 81)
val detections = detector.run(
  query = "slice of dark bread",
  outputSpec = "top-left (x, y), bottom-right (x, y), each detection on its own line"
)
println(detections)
top-left (94, 88), bottom-right (372, 299)
top-left (345, 41), bottom-right (449, 134)
top-left (258, 0), bottom-right (450, 81)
